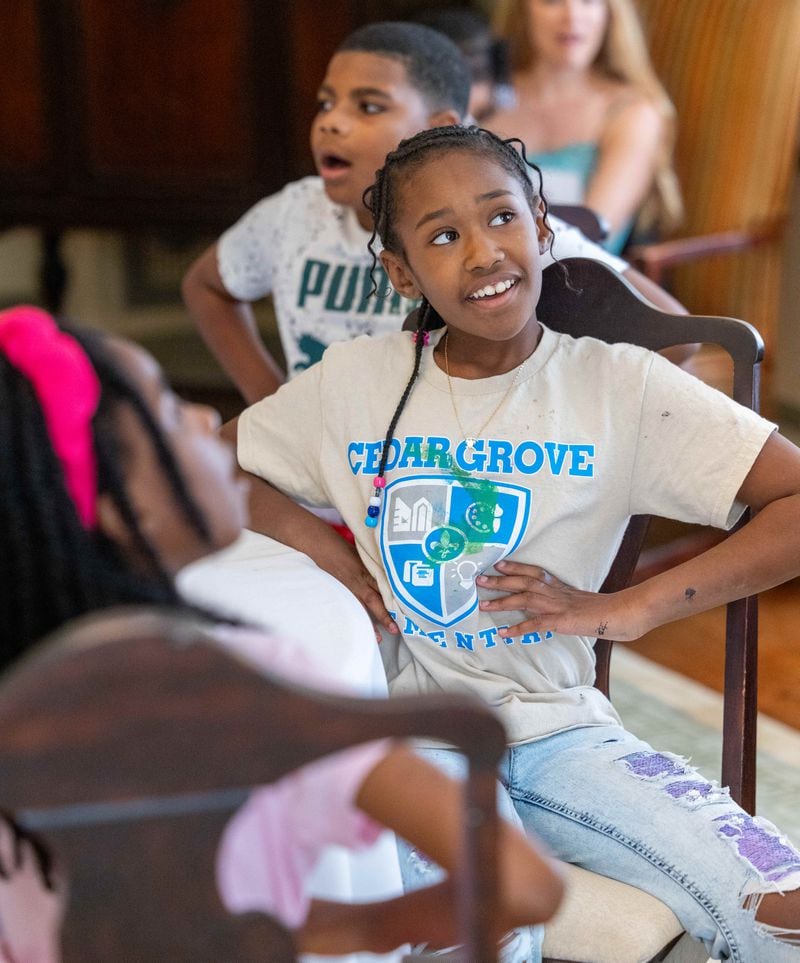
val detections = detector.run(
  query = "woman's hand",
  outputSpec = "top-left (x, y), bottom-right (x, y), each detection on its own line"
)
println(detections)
top-left (477, 560), bottom-right (643, 642)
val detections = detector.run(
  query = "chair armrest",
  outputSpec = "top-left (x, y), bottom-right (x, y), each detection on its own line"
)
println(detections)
top-left (627, 221), bottom-right (782, 282)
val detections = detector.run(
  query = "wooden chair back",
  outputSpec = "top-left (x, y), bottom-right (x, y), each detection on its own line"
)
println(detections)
top-left (630, 0), bottom-right (800, 359)
top-left (0, 606), bottom-right (507, 962)
top-left (538, 257), bottom-right (764, 812)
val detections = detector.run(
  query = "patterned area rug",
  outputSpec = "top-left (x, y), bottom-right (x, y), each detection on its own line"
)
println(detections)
top-left (611, 647), bottom-right (800, 843)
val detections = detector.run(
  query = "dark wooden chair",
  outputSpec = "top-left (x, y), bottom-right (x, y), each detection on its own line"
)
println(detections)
top-left (0, 606), bottom-right (507, 962)
top-left (553, 198), bottom-right (750, 592)
top-left (534, 257), bottom-right (763, 963)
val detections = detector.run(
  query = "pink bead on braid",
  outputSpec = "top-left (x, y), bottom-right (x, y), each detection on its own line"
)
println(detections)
top-left (0, 306), bottom-right (101, 528)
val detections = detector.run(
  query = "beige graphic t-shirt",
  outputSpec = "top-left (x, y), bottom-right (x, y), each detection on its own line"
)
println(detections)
top-left (238, 327), bottom-right (774, 745)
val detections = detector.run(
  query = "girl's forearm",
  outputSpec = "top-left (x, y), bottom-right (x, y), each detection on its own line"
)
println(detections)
top-left (220, 417), bottom-right (352, 563)
top-left (247, 472), bottom-right (341, 559)
top-left (626, 493), bottom-right (800, 637)
top-left (220, 418), bottom-right (397, 632)
top-left (298, 883), bottom-right (462, 955)
top-left (356, 748), bottom-right (564, 930)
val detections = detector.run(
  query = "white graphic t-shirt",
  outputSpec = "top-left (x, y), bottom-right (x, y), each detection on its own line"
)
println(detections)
top-left (238, 327), bottom-right (774, 744)
top-left (217, 176), bottom-right (627, 378)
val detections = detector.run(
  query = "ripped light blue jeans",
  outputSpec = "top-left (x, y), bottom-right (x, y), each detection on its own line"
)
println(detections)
top-left (400, 725), bottom-right (800, 962)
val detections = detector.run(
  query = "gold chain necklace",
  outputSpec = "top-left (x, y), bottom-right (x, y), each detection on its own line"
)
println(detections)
top-left (442, 332), bottom-right (531, 450)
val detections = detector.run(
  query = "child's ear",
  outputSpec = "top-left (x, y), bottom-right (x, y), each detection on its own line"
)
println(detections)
top-left (380, 250), bottom-right (422, 300)
top-left (96, 492), bottom-right (133, 553)
top-left (97, 489), bottom-right (164, 562)
top-left (535, 198), bottom-right (552, 255)
top-left (427, 108), bottom-right (461, 129)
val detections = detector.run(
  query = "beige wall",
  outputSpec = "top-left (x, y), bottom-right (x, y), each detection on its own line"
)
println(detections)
top-left (0, 228), bottom-right (188, 337)
top-left (0, 229), bottom-right (41, 304)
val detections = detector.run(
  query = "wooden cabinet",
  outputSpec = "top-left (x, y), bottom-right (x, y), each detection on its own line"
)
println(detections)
top-left (0, 0), bottom-right (361, 234)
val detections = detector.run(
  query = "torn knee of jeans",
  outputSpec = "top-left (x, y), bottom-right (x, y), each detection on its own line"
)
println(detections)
top-left (753, 921), bottom-right (800, 947)
top-left (614, 750), bottom-right (731, 807)
top-left (744, 890), bottom-right (800, 946)
top-left (714, 812), bottom-right (800, 896)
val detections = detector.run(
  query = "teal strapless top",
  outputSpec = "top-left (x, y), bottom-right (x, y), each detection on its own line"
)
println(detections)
top-left (527, 142), bottom-right (632, 255)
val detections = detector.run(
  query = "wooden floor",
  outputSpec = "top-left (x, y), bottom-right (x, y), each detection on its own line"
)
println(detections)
top-left (622, 577), bottom-right (800, 730)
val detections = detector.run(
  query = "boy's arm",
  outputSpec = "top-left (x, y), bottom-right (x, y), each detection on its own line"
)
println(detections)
top-left (480, 432), bottom-right (800, 641)
top-left (182, 243), bottom-right (285, 404)
top-left (221, 418), bottom-right (399, 637)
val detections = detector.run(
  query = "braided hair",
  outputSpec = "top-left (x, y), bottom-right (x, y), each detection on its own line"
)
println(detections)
top-left (359, 125), bottom-right (549, 527)
top-left (0, 326), bottom-right (217, 659)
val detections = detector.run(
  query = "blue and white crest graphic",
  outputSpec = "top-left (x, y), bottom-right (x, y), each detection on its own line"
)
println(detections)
top-left (380, 474), bottom-right (531, 627)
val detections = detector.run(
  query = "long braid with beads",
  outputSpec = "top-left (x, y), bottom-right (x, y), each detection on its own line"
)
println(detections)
top-left (361, 125), bottom-right (551, 527)
top-left (363, 301), bottom-right (435, 526)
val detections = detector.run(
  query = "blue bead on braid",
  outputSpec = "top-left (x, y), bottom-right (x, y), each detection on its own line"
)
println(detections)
top-left (364, 479), bottom-right (385, 528)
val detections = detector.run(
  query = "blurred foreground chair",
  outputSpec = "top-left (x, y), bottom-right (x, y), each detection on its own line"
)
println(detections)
top-left (533, 257), bottom-right (763, 963)
top-left (0, 606), bottom-right (506, 962)
top-left (630, 0), bottom-right (800, 387)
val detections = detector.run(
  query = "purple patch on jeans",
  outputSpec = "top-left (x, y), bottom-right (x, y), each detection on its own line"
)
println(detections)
top-left (618, 751), bottom-right (689, 780)
top-left (714, 812), bottom-right (800, 883)
top-left (664, 779), bottom-right (717, 800)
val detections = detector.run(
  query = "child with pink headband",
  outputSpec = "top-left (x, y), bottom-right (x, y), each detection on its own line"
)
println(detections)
top-left (0, 305), bottom-right (563, 957)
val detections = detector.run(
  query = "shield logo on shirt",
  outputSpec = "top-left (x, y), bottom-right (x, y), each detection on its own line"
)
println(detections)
top-left (380, 474), bottom-right (531, 627)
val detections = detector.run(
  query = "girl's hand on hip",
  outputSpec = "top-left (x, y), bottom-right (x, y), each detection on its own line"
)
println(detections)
top-left (477, 560), bottom-right (642, 642)
top-left (350, 564), bottom-right (401, 642)
top-left (318, 542), bottom-right (400, 642)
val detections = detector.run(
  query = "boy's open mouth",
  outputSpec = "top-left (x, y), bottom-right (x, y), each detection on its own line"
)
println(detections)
top-left (319, 153), bottom-right (352, 175)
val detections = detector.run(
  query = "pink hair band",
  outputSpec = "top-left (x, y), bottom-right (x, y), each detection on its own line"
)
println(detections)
top-left (0, 306), bottom-right (101, 528)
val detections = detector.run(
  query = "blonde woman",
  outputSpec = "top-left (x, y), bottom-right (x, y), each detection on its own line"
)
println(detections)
top-left (490, 0), bottom-right (681, 252)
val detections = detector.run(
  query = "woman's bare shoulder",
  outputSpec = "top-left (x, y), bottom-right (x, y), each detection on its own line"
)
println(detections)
top-left (601, 89), bottom-right (663, 144)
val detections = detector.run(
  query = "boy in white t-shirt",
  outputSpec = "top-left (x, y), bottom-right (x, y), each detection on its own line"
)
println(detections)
top-left (182, 21), bottom-right (683, 405)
